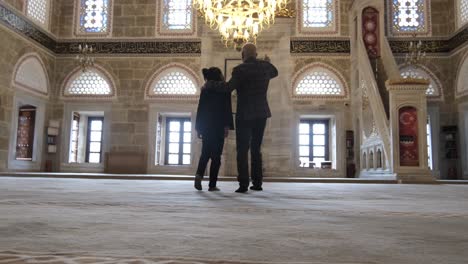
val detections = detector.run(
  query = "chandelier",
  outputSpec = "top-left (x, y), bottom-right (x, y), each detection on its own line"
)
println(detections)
top-left (76, 43), bottom-right (95, 72)
top-left (404, 35), bottom-right (426, 65)
top-left (194, 0), bottom-right (289, 49)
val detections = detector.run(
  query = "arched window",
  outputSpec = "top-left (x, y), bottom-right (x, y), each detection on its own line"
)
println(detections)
top-left (299, 0), bottom-right (338, 34)
top-left (369, 151), bottom-right (374, 169)
top-left (146, 65), bottom-right (199, 99)
top-left (458, 0), bottom-right (468, 28)
top-left (399, 65), bottom-right (442, 98)
top-left (390, 0), bottom-right (430, 35)
top-left (293, 64), bottom-right (348, 99)
top-left (457, 55), bottom-right (468, 97)
top-left (62, 67), bottom-right (116, 99)
top-left (26, 0), bottom-right (50, 28)
top-left (13, 54), bottom-right (49, 97)
top-left (75, 0), bottom-right (112, 36)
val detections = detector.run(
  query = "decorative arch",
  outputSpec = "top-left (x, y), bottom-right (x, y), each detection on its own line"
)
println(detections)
top-left (362, 152), bottom-right (368, 170)
top-left (61, 65), bottom-right (117, 100)
top-left (12, 53), bottom-right (49, 98)
top-left (399, 64), bottom-right (443, 100)
top-left (456, 53), bottom-right (468, 98)
top-left (369, 150), bottom-right (374, 169)
top-left (145, 63), bottom-right (201, 100)
top-left (292, 62), bottom-right (349, 100)
top-left (376, 148), bottom-right (383, 168)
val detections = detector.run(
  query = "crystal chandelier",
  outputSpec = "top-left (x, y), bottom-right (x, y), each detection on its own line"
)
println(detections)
top-left (194, 0), bottom-right (289, 49)
top-left (76, 43), bottom-right (95, 72)
top-left (404, 35), bottom-right (426, 65)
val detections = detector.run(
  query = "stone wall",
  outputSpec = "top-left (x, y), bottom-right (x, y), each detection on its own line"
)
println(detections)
top-left (2, 0), bottom-right (25, 12)
top-left (431, 0), bottom-right (456, 36)
top-left (51, 0), bottom-right (354, 39)
top-left (52, 56), bottom-right (201, 170)
top-left (0, 26), bottom-right (55, 170)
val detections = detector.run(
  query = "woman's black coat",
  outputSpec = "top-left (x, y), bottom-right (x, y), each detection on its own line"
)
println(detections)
top-left (195, 83), bottom-right (234, 136)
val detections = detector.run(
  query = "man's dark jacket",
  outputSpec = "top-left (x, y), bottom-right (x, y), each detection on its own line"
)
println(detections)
top-left (229, 58), bottom-right (278, 120)
top-left (195, 83), bottom-right (234, 136)
top-left (205, 58), bottom-right (278, 120)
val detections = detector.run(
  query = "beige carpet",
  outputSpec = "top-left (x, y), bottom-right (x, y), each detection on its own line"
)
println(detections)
top-left (1, 178), bottom-right (468, 264)
top-left (0, 251), bottom-right (369, 264)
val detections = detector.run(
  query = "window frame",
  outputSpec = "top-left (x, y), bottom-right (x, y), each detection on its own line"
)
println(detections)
top-left (8, 94), bottom-right (46, 171)
top-left (388, 0), bottom-right (431, 36)
top-left (164, 117), bottom-right (192, 166)
top-left (15, 105), bottom-right (37, 161)
top-left (457, 0), bottom-right (468, 29)
top-left (299, 119), bottom-right (330, 168)
top-left (85, 116), bottom-right (104, 163)
top-left (74, 0), bottom-right (113, 37)
top-left (297, 0), bottom-right (340, 35)
top-left (157, 0), bottom-right (196, 37)
top-left (69, 113), bottom-right (80, 163)
top-left (24, 0), bottom-right (51, 30)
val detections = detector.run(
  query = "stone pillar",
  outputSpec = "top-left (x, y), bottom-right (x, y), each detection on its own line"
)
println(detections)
top-left (386, 79), bottom-right (434, 183)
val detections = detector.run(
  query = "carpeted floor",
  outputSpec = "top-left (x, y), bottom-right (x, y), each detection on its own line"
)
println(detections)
top-left (0, 177), bottom-right (467, 264)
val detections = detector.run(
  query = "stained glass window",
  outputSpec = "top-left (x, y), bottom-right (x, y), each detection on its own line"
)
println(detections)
top-left (67, 70), bottom-right (112, 95)
top-left (459, 0), bottom-right (468, 27)
top-left (78, 0), bottom-right (111, 34)
top-left (153, 71), bottom-right (197, 95)
top-left (400, 66), bottom-right (440, 96)
top-left (295, 68), bottom-right (344, 96)
top-left (392, 0), bottom-right (428, 33)
top-left (162, 0), bottom-right (193, 30)
top-left (302, 0), bottom-right (334, 28)
top-left (26, 0), bottom-right (50, 27)
top-left (15, 105), bottom-right (36, 161)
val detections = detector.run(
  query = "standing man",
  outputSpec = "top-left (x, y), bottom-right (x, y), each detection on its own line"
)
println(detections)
top-left (206, 43), bottom-right (278, 193)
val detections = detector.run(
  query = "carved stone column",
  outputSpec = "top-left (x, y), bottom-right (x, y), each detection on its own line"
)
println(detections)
top-left (386, 79), bottom-right (434, 182)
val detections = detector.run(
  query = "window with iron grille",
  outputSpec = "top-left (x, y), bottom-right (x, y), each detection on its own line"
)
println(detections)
top-left (164, 117), bottom-right (192, 165)
top-left (298, 119), bottom-right (330, 168)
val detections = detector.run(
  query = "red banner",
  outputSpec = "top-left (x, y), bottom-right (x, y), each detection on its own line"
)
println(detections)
top-left (399, 107), bottom-right (419, 166)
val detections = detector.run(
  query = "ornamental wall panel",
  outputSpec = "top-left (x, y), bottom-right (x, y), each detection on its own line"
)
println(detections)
top-left (12, 53), bottom-right (49, 98)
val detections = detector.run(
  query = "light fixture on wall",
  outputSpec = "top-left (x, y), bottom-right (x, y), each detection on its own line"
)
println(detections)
top-left (194, 0), bottom-right (290, 49)
top-left (76, 43), bottom-right (95, 72)
top-left (404, 34), bottom-right (426, 66)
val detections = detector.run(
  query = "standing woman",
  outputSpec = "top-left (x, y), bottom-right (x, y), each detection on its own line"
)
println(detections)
top-left (194, 67), bottom-right (234, 191)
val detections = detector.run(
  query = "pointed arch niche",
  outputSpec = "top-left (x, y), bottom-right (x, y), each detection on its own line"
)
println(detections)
top-left (61, 66), bottom-right (117, 100)
top-left (145, 63), bottom-right (200, 101)
top-left (12, 53), bottom-right (49, 98)
top-left (399, 64), bottom-right (443, 101)
top-left (292, 63), bottom-right (349, 101)
top-left (456, 53), bottom-right (468, 98)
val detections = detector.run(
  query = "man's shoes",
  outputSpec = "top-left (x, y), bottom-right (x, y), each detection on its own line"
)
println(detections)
top-left (235, 187), bottom-right (248, 193)
top-left (208, 187), bottom-right (220, 192)
top-left (250, 186), bottom-right (263, 191)
top-left (194, 175), bottom-right (203, 191)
